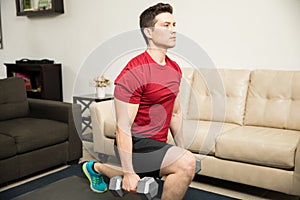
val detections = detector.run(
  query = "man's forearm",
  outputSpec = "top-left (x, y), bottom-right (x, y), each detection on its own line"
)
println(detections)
top-left (116, 127), bottom-right (135, 174)
top-left (114, 98), bottom-right (139, 174)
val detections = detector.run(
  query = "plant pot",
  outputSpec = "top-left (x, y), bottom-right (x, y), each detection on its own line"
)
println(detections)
top-left (96, 87), bottom-right (105, 98)
top-left (33, 0), bottom-right (39, 10)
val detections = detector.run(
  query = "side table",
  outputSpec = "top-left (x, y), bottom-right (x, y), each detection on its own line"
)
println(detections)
top-left (73, 93), bottom-right (114, 142)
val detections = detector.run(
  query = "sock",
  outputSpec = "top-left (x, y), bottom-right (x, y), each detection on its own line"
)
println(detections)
top-left (92, 162), bottom-right (99, 174)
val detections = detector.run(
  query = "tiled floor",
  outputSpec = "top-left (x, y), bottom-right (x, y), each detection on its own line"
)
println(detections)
top-left (1, 144), bottom-right (298, 200)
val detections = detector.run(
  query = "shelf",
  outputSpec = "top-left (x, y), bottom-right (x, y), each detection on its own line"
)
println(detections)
top-left (4, 63), bottom-right (63, 101)
top-left (27, 90), bottom-right (42, 98)
top-left (15, 0), bottom-right (64, 16)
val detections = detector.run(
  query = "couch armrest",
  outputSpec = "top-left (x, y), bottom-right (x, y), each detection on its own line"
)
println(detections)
top-left (28, 98), bottom-right (83, 162)
top-left (28, 98), bottom-right (71, 123)
top-left (292, 138), bottom-right (300, 195)
top-left (90, 100), bottom-right (116, 156)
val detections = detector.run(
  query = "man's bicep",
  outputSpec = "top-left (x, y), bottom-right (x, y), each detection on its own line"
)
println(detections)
top-left (114, 98), bottom-right (139, 134)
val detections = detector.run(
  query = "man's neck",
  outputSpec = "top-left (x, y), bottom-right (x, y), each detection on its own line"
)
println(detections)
top-left (146, 47), bottom-right (167, 65)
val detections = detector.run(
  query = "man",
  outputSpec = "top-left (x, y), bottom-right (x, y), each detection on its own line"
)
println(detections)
top-left (82, 3), bottom-right (196, 200)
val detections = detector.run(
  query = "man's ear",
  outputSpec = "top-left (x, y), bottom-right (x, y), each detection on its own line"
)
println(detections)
top-left (143, 27), bottom-right (152, 40)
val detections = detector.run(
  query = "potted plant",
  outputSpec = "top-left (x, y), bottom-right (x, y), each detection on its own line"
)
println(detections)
top-left (91, 75), bottom-right (110, 98)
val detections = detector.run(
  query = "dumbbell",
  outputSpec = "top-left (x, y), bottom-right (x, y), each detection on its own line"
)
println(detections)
top-left (109, 175), bottom-right (159, 200)
top-left (195, 158), bottom-right (201, 174)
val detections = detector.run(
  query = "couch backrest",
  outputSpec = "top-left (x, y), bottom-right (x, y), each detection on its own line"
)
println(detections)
top-left (0, 77), bottom-right (29, 121)
top-left (244, 70), bottom-right (300, 130)
top-left (179, 68), bottom-right (195, 119)
top-left (181, 68), bottom-right (250, 125)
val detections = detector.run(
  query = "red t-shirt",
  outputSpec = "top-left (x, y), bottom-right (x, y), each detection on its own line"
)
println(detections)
top-left (114, 51), bottom-right (182, 142)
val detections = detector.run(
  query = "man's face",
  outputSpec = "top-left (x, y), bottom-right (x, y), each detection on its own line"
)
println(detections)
top-left (149, 12), bottom-right (176, 49)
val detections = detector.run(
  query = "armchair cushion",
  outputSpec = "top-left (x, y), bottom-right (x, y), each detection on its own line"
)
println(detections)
top-left (0, 118), bottom-right (68, 154)
top-left (0, 134), bottom-right (16, 159)
top-left (0, 77), bottom-right (29, 121)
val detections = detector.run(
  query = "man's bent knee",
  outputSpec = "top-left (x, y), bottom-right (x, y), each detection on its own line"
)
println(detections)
top-left (175, 150), bottom-right (196, 175)
top-left (182, 151), bottom-right (196, 179)
top-left (160, 147), bottom-right (196, 177)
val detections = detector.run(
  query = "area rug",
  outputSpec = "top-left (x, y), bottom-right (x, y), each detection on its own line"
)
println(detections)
top-left (0, 163), bottom-right (239, 200)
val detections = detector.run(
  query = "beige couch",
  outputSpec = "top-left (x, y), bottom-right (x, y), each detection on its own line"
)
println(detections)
top-left (89, 68), bottom-right (300, 196)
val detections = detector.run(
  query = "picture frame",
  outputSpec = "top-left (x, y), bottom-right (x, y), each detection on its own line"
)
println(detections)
top-left (15, 0), bottom-right (64, 17)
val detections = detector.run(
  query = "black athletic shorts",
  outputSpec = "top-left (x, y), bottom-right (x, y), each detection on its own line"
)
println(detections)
top-left (114, 136), bottom-right (172, 178)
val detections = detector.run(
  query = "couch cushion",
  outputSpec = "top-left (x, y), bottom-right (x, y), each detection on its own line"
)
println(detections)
top-left (0, 118), bottom-right (68, 154)
top-left (245, 70), bottom-right (300, 130)
top-left (0, 77), bottom-right (29, 121)
top-left (0, 134), bottom-right (17, 159)
top-left (215, 126), bottom-right (300, 169)
top-left (187, 69), bottom-right (250, 125)
top-left (182, 120), bottom-right (239, 155)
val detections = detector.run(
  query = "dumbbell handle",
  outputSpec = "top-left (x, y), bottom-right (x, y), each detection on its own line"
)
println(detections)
top-left (109, 175), bottom-right (159, 200)
top-left (195, 158), bottom-right (201, 174)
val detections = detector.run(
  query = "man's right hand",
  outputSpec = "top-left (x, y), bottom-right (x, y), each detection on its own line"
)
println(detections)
top-left (122, 173), bottom-right (140, 192)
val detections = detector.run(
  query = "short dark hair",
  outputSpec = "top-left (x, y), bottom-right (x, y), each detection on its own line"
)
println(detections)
top-left (139, 3), bottom-right (173, 44)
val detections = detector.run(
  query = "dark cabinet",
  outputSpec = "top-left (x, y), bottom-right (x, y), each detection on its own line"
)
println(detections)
top-left (15, 0), bottom-right (64, 16)
top-left (4, 63), bottom-right (63, 101)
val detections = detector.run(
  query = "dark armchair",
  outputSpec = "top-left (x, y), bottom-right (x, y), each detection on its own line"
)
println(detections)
top-left (0, 77), bottom-right (82, 185)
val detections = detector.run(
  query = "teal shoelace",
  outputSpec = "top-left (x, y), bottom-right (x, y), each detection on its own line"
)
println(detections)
top-left (92, 174), bottom-right (103, 186)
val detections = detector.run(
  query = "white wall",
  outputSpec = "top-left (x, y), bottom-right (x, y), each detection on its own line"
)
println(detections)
top-left (1, 0), bottom-right (300, 102)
